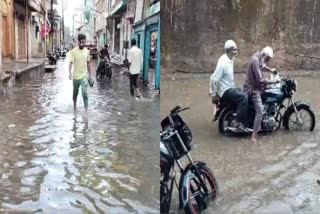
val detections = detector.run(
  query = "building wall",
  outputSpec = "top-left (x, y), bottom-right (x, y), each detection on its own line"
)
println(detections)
top-left (1, 0), bottom-right (14, 59)
top-left (14, 2), bottom-right (30, 60)
top-left (162, 0), bottom-right (320, 74)
top-left (134, 0), bottom-right (143, 23)
top-left (95, 0), bottom-right (107, 50)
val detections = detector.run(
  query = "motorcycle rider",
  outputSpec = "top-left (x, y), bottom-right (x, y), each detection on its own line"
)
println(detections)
top-left (100, 44), bottom-right (110, 62)
top-left (209, 40), bottom-right (251, 132)
top-left (243, 46), bottom-right (279, 143)
top-left (96, 44), bottom-right (110, 78)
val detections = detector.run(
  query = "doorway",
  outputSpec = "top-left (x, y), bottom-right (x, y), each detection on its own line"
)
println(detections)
top-left (2, 15), bottom-right (10, 57)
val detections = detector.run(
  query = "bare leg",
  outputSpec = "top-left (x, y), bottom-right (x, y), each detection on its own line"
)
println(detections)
top-left (136, 88), bottom-right (142, 97)
top-left (251, 132), bottom-right (258, 144)
top-left (251, 91), bottom-right (263, 143)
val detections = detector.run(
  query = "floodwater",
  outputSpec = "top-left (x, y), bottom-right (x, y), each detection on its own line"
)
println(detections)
top-left (0, 59), bottom-right (159, 213)
top-left (160, 72), bottom-right (320, 214)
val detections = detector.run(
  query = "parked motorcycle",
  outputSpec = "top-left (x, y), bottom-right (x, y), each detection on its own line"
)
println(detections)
top-left (214, 70), bottom-right (316, 135)
top-left (96, 54), bottom-right (112, 80)
top-left (160, 106), bottom-right (220, 213)
top-left (54, 49), bottom-right (60, 59)
top-left (60, 48), bottom-right (67, 58)
top-left (46, 50), bottom-right (57, 65)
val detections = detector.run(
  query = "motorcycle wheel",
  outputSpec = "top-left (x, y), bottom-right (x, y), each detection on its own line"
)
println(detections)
top-left (218, 108), bottom-right (236, 135)
top-left (107, 69), bottom-right (112, 80)
top-left (283, 105), bottom-right (315, 131)
top-left (182, 165), bottom-right (220, 214)
top-left (160, 180), bottom-right (171, 213)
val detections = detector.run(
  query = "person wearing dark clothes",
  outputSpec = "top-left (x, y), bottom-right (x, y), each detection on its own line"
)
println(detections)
top-left (100, 44), bottom-right (110, 61)
top-left (96, 44), bottom-right (111, 78)
top-left (244, 46), bottom-right (279, 143)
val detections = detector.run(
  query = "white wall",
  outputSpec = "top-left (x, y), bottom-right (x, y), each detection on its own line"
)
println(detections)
top-left (134, 0), bottom-right (144, 23)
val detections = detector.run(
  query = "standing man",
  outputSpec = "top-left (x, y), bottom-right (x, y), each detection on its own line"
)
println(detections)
top-left (210, 40), bottom-right (250, 131)
top-left (68, 34), bottom-right (92, 114)
top-left (127, 38), bottom-right (143, 99)
top-left (244, 46), bottom-right (279, 143)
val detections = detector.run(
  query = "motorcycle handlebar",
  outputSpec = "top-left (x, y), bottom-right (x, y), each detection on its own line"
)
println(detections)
top-left (170, 105), bottom-right (181, 114)
top-left (170, 105), bottom-right (190, 114)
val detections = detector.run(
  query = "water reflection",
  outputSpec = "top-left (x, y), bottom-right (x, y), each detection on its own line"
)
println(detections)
top-left (0, 59), bottom-right (159, 213)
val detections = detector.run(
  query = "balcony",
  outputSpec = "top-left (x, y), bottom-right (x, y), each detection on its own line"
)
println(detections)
top-left (109, 0), bottom-right (127, 17)
top-left (145, 0), bottom-right (159, 18)
top-left (15, 0), bottom-right (48, 13)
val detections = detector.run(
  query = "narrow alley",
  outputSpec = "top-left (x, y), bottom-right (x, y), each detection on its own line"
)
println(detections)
top-left (0, 59), bottom-right (159, 213)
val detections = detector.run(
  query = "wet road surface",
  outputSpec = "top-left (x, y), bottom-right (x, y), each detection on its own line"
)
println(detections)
top-left (161, 72), bottom-right (320, 214)
top-left (0, 59), bottom-right (159, 213)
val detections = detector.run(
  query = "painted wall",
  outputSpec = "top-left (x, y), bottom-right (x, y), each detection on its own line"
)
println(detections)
top-left (1, 0), bottom-right (14, 59)
top-left (161, 0), bottom-right (320, 74)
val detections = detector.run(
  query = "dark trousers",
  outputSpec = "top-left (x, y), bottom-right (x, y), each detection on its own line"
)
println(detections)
top-left (129, 73), bottom-right (139, 96)
top-left (96, 60), bottom-right (105, 75)
top-left (221, 88), bottom-right (249, 125)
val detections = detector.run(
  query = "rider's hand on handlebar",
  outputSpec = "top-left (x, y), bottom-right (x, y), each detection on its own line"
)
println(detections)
top-left (272, 68), bottom-right (279, 75)
top-left (211, 96), bottom-right (219, 104)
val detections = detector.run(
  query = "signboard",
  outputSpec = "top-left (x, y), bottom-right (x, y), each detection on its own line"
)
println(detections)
top-left (110, 0), bottom-right (123, 15)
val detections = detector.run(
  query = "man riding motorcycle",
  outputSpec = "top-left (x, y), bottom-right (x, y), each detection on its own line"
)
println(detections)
top-left (209, 40), bottom-right (251, 132)
top-left (96, 44), bottom-right (111, 79)
top-left (243, 46), bottom-right (279, 143)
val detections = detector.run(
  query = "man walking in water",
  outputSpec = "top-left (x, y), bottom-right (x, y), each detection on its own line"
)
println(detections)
top-left (68, 34), bottom-right (92, 113)
top-left (127, 38), bottom-right (143, 99)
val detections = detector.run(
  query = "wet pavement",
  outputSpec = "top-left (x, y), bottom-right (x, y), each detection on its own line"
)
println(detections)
top-left (0, 59), bottom-right (159, 213)
top-left (160, 72), bottom-right (320, 214)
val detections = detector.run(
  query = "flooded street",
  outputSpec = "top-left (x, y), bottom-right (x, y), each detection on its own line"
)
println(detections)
top-left (0, 59), bottom-right (159, 213)
top-left (161, 72), bottom-right (320, 214)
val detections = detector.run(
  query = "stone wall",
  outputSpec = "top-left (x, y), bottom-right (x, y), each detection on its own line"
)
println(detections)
top-left (161, 0), bottom-right (320, 74)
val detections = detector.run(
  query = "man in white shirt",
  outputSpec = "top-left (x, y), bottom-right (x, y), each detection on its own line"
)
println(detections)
top-left (210, 40), bottom-right (250, 131)
top-left (128, 38), bottom-right (143, 98)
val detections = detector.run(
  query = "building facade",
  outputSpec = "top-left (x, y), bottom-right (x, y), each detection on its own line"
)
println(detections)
top-left (1, 0), bottom-right (14, 60)
top-left (94, 0), bottom-right (108, 50)
top-left (133, 0), bottom-right (160, 90)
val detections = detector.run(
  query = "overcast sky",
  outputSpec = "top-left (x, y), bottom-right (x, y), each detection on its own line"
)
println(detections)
top-left (56, 0), bottom-right (84, 28)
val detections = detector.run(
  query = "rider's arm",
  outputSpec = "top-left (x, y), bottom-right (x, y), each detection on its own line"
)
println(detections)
top-left (209, 59), bottom-right (224, 96)
top-left (252, 60), bottom-right (277, 85)
top-left (107, 51), bottom-right (111, 61)
top-left (262, 64), bottom-right (276, 73)
top-left (209, 73), bottom-right (215, 96)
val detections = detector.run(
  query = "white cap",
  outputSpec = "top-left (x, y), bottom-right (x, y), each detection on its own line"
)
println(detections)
top-left (224, 40), bottom-right (237, 50)
top-left (262, 46), bottom-right (273, 58)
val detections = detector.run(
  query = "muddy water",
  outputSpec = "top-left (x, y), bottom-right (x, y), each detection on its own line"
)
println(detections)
top-left (160, 73), bottom-right (320, 213)
top-left (0, 60), bottom-right (159, 213)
